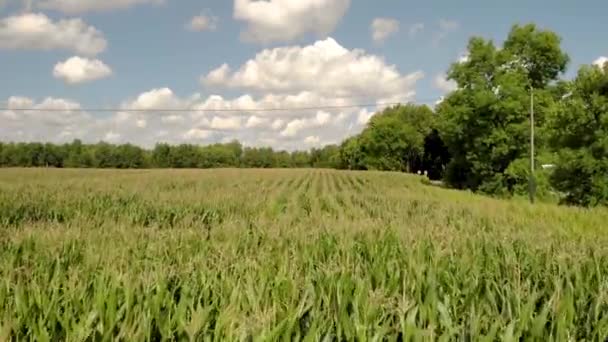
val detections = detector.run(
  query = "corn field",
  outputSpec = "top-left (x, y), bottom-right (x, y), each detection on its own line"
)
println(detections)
top-left (1, 168), bottom-right (608, 340)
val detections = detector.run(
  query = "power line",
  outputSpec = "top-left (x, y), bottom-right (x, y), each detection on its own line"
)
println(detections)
top-left (0, 99), bottom-right (441, 113)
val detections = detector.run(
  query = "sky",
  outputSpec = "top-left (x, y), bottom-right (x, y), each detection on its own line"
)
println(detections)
top-left (1, 0), bottom-right (607, 150)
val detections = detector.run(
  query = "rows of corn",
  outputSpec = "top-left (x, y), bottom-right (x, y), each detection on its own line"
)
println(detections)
top-left (1, 168), bottom-right (608, 340)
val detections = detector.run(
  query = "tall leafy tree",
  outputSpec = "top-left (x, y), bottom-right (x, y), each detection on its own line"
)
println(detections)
top-left (548, 62), bottom-right (608, 206)
top-left (438, 24), bottom-right (569, 194)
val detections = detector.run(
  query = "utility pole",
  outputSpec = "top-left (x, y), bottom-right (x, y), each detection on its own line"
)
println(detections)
top-left (529, 87), bottom-right (536, 204)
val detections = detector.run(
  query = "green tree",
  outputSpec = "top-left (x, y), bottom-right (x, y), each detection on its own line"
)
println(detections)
top-left (93, 142), bottom-right (116, 168)
top-left (113, 144), bottom-right (146, 169)
top-left (152, 143), bottom-right (171, 168)
top-left (274, 151), bottom-right (292, 168)
top-left (548, 63), bottom-right (608, 206)
top-left (241, 147), bottom-right (275, 168)
top-left (41, 143), bottom-right (64, 167)
top-left (311, 145), bottom-right (340, 168)
top-left (169, 144), bottom-right (201, 168)
top-left (351, 104), bottom-right (434, 172)
top-left (0, 142), bottom-right (10, 166)
top-left (438, 24), bottom-right (568, 194)
top-left (65, 139), bottom-right (85, 168)
top-left (290, 151), bottom-right (311, 168)
top-left (339, 136), bottom-right (365, 170)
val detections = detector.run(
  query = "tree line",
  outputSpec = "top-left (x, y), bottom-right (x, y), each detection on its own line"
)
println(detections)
top-left (0, 140), bottom-right (342, 170)
top-left (337, 23), bottom-right (607, 207)
top-left (1, 23), bottom-right (606, 207)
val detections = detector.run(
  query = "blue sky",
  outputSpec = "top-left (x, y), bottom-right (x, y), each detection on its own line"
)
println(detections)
top-left (1, 0), bottom-right (607, 149)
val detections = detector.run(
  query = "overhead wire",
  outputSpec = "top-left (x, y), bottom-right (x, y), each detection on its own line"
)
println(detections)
top-left (0, 98), bottom-right (442, 113)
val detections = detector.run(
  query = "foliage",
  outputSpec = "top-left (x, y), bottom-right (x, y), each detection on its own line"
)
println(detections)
top-left (310, 145), bottom-right (341, 169)
top-left (0, 140), bottom-right (340, 170)
top-left (1, 168), bottom-right (608, 339)
top-left (338, 136), bottom-right (366, 170)
top-left (438, 24), bottom-right (568, 195)
top-left (338, 104), bottom-right (449, 177)
top-left (359, 105), bottom-right (430, 172)
top-left (504, 153), bottom-right (559, 202)
top-left (548, 63), bottom-right (608, 206)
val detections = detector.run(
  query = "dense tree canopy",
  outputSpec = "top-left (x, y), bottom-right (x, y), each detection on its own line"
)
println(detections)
top-left (438, 24), bottom-right (568, 194)
top-left (0, 140), bottom-right (342, 170)
top-left (548, 62), bottom-right (608, 206)
top-left (360, 104), bottom-right (434, 172)
top-left (336, 104), bottom-right (448, 178)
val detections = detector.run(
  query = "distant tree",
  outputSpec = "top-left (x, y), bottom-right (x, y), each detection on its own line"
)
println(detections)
top-left (273, 151), bottom-right (292, 168)
top-left (311, 145), bottom-right (340, 168)
top-left (339, 136), bottom-right (365, 170)
top-left (65, 139), bottom-right (84, 168)
top-left (225, 140), bottom-right (243, 165)
top-left (241, 147), bottom-right (275, 168)
top-left (0, 143), bottom-right (10, 167)
top-left (152, 143), bottom-right (171, 168)
top-left (0, 142), bottom-right (9, 166)
top-left (113, 144), bottom-right (146, 169)
top-left (169, 144), bottom-right (200, 168)
top-left (41, 143), bottom-right (64, 167)
top-left (93, 142), bottom-right (116, 168)
top-left (290, 151), bottom-right (311, 168)
top-left (347, 104), bottom-right (434, 172)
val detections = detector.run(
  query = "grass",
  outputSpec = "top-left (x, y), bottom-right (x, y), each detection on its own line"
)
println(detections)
top-left (1, 168), bottom-right (608, 340)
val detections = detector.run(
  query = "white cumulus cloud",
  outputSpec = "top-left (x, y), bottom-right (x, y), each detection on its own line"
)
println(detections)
top-left (123, 87), bottom-right (189, 110)
top-left (304, 135), bottom-right (320, 145)
top-left (203, 37), bottom-right (423, 101)
top-left (357, 108), bottom-right (374, 125)
top-left (458, 53), bottom-right (470, 63)
top-left (104, 131), bottom-right (121, 142)
top-left (234, 0), bottom-right (350, 44)
top-left (433, 74), bottom-right (457, 93)
top-left (371, 17), bottom-right (399, 43)
top-left (0, 13), bottom-right (107, 55)
top-left (135, 119), bottom-right (147, 128)
top-left (183, 128), bottom-right (212, 140)
top-left (36, 0), bottom-right (164, 14)
top-left (2, 38), bottom-right (425, 150)
top-left (1, 96), bottom-right (93, 143)
top-left (593, 56), bottom-right (607, 68)
top-left (186, 13), bottom-right (218, 32)
top-left (280, 118), bottom-right (308, 138)
top-left (245, 115), bottom-right (269, 128)
top-left (280, 111), bottom-right (334, 137)
top-left (271, 119), bottom-right (284, 131)
top-left (209, 116), bottom-right (242, 131)
top-left (161, 114), bottom-right (185, 124)
top-left (53, 56), bottom-right (112, 84)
